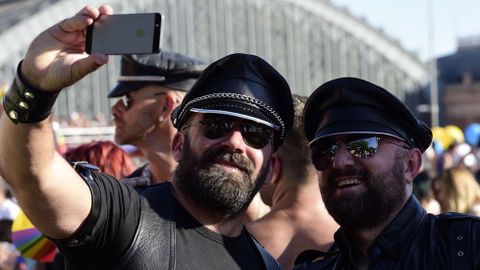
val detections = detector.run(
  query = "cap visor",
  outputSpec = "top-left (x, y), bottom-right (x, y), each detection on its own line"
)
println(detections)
top-left (108, 82), bottom-right (149, 98)
top-left (310, 120), bottom-right (406, 145)
top-left (190, 107), bottom-right (279, 130)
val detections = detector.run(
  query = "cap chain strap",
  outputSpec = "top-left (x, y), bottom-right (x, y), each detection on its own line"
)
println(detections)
top-left (177, 92), bottom-right (285, 139)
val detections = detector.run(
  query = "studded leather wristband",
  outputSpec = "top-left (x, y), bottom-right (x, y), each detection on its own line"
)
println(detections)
top-left (3, 61), bottom-right (60, 124)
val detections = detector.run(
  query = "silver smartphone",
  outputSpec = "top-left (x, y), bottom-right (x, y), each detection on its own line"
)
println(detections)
top-left (86, 13), bottom-right (163, 55)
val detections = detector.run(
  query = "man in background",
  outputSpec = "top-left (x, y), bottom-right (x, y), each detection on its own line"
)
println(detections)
top-left (110, 52), bottom-right (205, 184)
top-left (247, 95), bottom-right (338, 269)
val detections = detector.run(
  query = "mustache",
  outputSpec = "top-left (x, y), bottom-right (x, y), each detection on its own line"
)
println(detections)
top-left (202, 147), bottom-right (254, 175)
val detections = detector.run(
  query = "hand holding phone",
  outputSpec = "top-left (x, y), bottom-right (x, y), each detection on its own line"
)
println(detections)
top-left (86, 13), bottom-right (163, 55)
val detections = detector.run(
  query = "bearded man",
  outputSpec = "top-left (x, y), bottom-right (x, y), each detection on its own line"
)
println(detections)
top-left (296, 77), bottom-right (480, 270)
top-left (0, 5), bottom-right (293, 269)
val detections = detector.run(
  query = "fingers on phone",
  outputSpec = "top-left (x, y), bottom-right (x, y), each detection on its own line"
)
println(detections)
top-left (57, 12), bottom-right (96, 33)
top-left (76, 5), bottom-right (100, 18)
top-left (67, 5), bottom-right (112, 31)
top-left (70, 55), bottom-right (108, 82)
top-left (60, 5), bottom-right (113, 33)
top-left (98, 5), bottom-right (114, 15)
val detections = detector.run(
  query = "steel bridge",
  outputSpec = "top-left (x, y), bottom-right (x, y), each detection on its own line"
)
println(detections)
top-left (0, 0), bottom-right (428, 120)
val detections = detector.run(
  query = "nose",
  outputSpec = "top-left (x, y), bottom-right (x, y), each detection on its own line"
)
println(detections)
top-left (220, 126), bottom-right (247, 153)
top-left (331, 142), bottom-right (355, 169)
top-left (111, 100), bottom-right (126, 120)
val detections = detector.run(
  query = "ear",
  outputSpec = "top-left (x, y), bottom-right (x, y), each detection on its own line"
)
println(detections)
top-left (171, 132), bottom-right (184, 162)
top-left (263, 153), bottom-right (282, 186)
top-left (404, 148), bottom-right (422, 184)
top-left (164, 93), bottom-right (179, 111)
top-left (158, 93), bottom-right (177, 122)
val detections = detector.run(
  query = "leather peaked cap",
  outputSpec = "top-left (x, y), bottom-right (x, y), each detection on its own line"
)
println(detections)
top-left (171, 53), bottom-right (294, 149)
top-left (303, 77), bottom-right (432, 153)
top-left (108, 51), bottom-right (206, 97)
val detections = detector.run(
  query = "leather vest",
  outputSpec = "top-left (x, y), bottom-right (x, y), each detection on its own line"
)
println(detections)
top-left (111, 183), bottom-right (281, 270)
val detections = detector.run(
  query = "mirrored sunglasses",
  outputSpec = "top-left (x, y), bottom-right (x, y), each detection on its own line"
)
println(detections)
top-left (310, 134), bottom-right (410, 171)
top-left (182, 114), bottom-right (274, 149)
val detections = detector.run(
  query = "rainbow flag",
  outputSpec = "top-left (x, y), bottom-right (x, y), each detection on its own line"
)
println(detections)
top-left (11, 211), bottom-right (57, 262)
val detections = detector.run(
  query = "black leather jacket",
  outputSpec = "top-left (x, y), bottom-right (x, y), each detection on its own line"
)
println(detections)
top-left (297, 196), bottom-right (480, 269)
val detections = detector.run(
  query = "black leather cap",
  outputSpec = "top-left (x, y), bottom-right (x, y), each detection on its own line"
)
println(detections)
top-left (171, 53), bottom-right (294, 149)
top-left (303, 77), bottom-right (432, 153)
top-left (108, 51), bottom-right (206, 97)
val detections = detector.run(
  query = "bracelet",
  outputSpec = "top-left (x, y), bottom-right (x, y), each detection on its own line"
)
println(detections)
top-left (3, 61), bottom-right (60, 124)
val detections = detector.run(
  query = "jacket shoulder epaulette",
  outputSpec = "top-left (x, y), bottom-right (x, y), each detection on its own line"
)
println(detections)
top-left (72, 161), bottom-right (99, 181)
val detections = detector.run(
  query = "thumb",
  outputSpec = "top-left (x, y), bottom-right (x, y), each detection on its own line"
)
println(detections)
top-left (68, 53), bottom-right (108, 84)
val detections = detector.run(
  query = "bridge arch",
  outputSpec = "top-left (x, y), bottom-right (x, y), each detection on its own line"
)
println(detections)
top-left (0, 0), bottom-right (428, 119)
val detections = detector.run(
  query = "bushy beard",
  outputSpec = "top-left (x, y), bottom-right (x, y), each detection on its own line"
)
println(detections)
top-left (175, 136), bottom-right (269, 219)
top-left (320, 153), bottom-right (406, 231)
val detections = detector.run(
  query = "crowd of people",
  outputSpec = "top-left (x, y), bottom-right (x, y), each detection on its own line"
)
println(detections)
top-left (0, 4), bottom-right (479, 270)
top-left (415, 139), bottom-right (480, 216)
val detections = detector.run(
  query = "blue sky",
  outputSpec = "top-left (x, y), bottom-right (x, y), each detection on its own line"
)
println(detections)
top-left (330, 0), bottom-right (480, 61)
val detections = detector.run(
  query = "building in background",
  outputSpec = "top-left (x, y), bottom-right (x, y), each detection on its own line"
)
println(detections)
top-left (436, 36), bottom-right (480, 129)
top-left (0, 0), bottom-right (428, 122)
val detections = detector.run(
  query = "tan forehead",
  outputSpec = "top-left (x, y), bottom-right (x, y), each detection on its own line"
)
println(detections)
top-left (129, 85), bottom-right (174, 96)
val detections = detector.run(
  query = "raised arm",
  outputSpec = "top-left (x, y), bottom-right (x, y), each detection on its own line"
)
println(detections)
top-left (0, 5), bottom-right (111, 239)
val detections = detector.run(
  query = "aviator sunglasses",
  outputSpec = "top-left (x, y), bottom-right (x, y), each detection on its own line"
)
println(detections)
top-left (122, 92), bottom-right (166, 110)
top-left (181, 114), bottom-right (275, 149)
top-left (310, 134), bottom-right (411, 171)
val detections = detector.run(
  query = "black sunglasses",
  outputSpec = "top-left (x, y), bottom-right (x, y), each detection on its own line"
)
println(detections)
top-left (182, 114), bottom-right (275, 149)
top-left (310, 134), bottom-right (410, 171)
